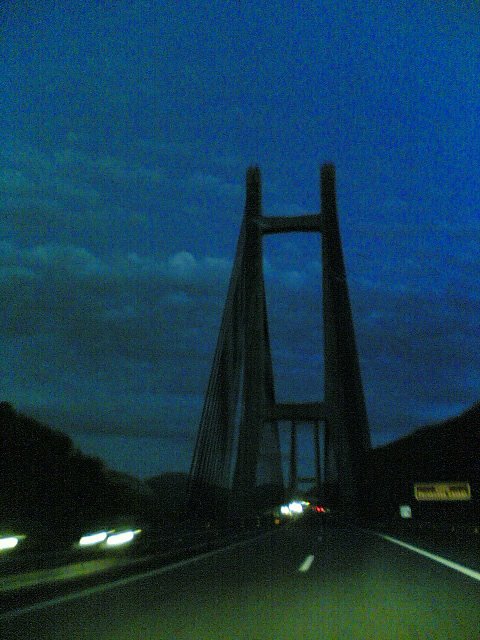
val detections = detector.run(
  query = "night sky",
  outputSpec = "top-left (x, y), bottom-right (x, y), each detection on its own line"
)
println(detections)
top-left (1, 2), bottom-right (479, 479)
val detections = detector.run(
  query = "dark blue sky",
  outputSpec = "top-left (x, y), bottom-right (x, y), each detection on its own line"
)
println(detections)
top-left (1, 1), bottom-right (479, 478)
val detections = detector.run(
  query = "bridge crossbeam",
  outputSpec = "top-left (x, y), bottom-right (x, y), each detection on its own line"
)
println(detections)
top-left (264, 402), bottom-right (326, 422)
top-left (258, 214), bottom-right (323, 235)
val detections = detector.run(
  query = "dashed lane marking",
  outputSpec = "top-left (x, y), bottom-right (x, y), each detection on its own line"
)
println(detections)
top-left (298, 554), bottom-right (315, 573)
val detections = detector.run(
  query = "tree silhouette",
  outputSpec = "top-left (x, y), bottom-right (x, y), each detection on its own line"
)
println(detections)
top-left (0, 403), bottom-right (143, 543)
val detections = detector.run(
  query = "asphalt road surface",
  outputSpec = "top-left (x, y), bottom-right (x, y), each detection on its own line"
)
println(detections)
top-left (1, 520), bottom-right (479, 639)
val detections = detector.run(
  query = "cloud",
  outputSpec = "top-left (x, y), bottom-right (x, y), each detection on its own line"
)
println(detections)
top-left (351, 272), bottom-right (480, 431)
top-left (0, 137), bottom-right (244, 258)
top-left (0, 235), bottom-right (330, 440)
top-left (0, 239), bottom-right (234, 440)
top-left (167, 251), bottom-right (197, 279)
top-left (0, 135), bottom-right (478, 456)
top-left (189, 171), bottom-right (243, 198)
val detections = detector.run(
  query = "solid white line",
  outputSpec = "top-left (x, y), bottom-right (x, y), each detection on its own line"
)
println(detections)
top-left (0, 532), bottom-right (272, 621)
top-left (376, 532), bottom-right (480, 582)
top-left (298, 554), bottom-right (315, 573)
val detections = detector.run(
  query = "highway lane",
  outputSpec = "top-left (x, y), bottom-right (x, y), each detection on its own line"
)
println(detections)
top-left (1, 520), bottom-right (479, 639)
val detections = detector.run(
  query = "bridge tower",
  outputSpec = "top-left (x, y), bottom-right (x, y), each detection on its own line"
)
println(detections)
top-left (188, 164), bottom-right (370, 517)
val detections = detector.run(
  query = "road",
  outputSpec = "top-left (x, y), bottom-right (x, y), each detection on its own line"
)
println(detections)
top-left (1, 520), bottom-right (479, 639)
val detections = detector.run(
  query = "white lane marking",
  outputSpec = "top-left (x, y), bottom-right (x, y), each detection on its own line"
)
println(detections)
top-left (376, 532), bottom-right (480, 582)
top-left (0, 532), bottom-right (272, 621)
top-left (298, 554), bottom-right (315, 573)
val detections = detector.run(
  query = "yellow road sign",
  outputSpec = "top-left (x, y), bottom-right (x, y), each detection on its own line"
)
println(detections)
top-left (414, 482), bottom-right (471, 501)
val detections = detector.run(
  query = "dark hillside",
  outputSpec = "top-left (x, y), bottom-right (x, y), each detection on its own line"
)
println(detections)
top-left (365, 402), bottom-right (479, 523)
top-left (0, 402), bottom-right (142, 542)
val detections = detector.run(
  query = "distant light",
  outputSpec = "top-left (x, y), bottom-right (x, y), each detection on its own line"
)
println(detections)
top-left (0, 536), bottom-right (19, 551)
top-left (106, 530), bottom-right (135, 546)
top-left (280, 505), bottom-right (291, 516)
top-left (288, 501), bottom-right (303, 514)
top-left (315, 506), bottom-right (326, 513)
top-left (274, 518), bottom-right (281, 525)
top-left (79, 531), bottom-right (108, 547)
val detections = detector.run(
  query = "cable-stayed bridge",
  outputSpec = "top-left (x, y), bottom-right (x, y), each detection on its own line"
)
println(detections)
top-left (188, 164), bottom-right (370, 518)
top-left (3, 166), bottom-right (478, 639)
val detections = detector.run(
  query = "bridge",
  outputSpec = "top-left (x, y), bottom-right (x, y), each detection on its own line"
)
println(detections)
top-left (188, 163), bottom-right (370, 518)
top-left (2, 166), bottom-right (478, 640)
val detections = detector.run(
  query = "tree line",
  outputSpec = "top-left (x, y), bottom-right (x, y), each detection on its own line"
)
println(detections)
top-left (0, 402), bottom-right (154, 544)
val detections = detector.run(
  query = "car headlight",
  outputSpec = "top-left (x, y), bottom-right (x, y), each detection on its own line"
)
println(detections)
top-left (79, 531), bottom-right (109, 547)
top-left (105, 529), bottom-right (141, 547)
top-left (0, 534), bottom-right (26, 551)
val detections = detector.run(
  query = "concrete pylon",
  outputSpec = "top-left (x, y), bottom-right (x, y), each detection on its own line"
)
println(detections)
top-left (288, 421), bottom-right (298, 496)
top-left (232, 167), bottom-right (268, 510)
top-left (321, 164), bottom-right (370, 507)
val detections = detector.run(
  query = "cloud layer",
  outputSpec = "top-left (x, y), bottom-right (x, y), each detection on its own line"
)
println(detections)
top-left (1, 2), bottom-right (479, 477)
